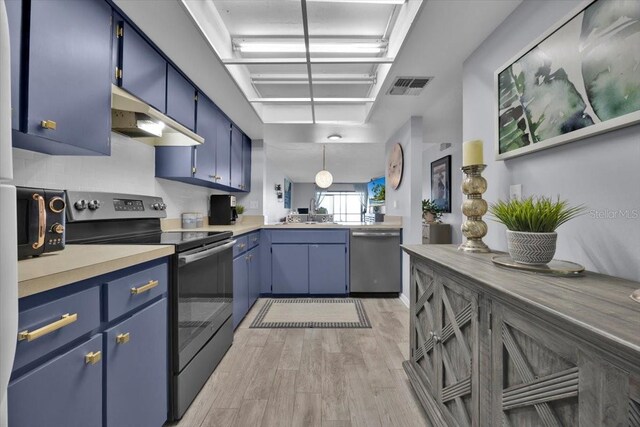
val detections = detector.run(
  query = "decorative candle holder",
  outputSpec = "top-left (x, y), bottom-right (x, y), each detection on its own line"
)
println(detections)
top-left (459, 164), bottom-right (490, 253)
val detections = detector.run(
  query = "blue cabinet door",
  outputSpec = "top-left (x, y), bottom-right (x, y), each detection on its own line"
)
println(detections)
top-left (193, 93), bottom-right (217, 182)
top-left (248, 246), bottom-right (260, 308)
top-left (20, 0), bottom-right (112, 155)
top-left (119, 22), bottom-right (167, 112)
top-left (104, 299), bottom-right (168, 427)
top-left (233, 255), bottom-right (249, 329)
top-left (309, 244), bottom-right (347, 295)
top-left (242, 134), bottom-right (252, 192)
top-left (8, 334), bottom-right (103, 427)
top-left (6, 0), bottom-right (21, 129)
top-left (166, 65), bottom-right (196, 131)
top-left (230, 126), bottom-right (243, 190)
top-left (216, 115), bottom-right (232, 187)
top-left (272, 245), bottom-right (309, 294)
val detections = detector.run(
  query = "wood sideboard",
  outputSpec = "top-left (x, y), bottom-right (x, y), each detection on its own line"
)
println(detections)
top-left (401, 244), bottom-right (640, 427)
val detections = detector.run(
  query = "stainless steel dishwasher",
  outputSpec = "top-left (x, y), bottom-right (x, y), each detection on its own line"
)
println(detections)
top-left (350, 229), bottom-right (402, 293)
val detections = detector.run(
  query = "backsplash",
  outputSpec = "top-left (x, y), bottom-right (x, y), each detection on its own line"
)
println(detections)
top-left (11, 132), bottom-right (225, 218)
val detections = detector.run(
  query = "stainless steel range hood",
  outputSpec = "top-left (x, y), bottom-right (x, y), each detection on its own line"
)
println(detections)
top-left (111, 85), bottom-right (203, 146)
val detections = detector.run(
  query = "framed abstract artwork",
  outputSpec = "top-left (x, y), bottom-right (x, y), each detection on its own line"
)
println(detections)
top-left (495, 0), bottom-right (640, 160)
top-left (430, 155), bottom-right (451, 213)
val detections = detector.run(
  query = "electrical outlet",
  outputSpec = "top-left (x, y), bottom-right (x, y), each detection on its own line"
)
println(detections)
top-left (510, 184), bottom-right (522, 201)
top-left (393, 200), bottom-right (398, 208)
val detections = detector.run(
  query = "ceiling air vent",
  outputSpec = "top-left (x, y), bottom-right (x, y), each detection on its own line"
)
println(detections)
top-left (387, 76), bottom-right (433, 96)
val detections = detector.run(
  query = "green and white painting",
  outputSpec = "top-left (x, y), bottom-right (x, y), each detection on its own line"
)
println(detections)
top-left (496, 0), bottom-right (640, 159)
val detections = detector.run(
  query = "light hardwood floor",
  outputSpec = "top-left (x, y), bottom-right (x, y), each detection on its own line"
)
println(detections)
top-left (170, 298), bottom-right (431, 427)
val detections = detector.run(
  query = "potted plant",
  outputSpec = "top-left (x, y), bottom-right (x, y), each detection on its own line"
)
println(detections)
top-left (489, 196), bottom-right (585, 265)
top-left (235, 204), bottom-right (245, 224)
top-left (422, 199), bottom-right (443, 223)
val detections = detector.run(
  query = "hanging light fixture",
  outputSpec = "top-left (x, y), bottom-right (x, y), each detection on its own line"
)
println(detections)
top-left (315, 145), bottom-right (333, 188)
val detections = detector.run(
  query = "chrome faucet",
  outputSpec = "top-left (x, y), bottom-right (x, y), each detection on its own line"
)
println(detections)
top-left (309, 198), bottom-right (316, 215)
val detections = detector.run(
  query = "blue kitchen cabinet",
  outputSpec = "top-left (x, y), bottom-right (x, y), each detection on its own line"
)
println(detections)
top-left (166, 65), bottom-right (196, 131)
top-left (6, 0), bottom-right (21, 129)
top-left (104, 299), bottom-right (168, 427)
top-left (242, 134), bottom-right (252, 192)
top-left (230, 125), bottom-right (243, 190)
top-left (216, 113), bottom-right (232, 187)
top-left (309, 244), bottom-right (347, 294)
top-left (194, 94), bottom-right (221, 182)
top-left (233, 254), bottom-right (249, 329)
top-left (8, 334), bottom-right (103, 427)
top-left (248, 246), bottom-right (260, 307)
top-left (12, 0), bottom-right (112, 155)
top-left (272, 244), bottom-right (309, 295)
top-left (117, 21), bottom-right (167, 112)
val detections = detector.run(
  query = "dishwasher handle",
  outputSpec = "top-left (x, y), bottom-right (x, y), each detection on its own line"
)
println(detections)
top-left (352, 231), bottom-right (400, 237)
top-left (179, 239), bottom-right (237, 265)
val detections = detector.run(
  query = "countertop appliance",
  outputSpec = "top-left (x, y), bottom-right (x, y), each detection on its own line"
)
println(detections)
top-left (16, 186), bottom-right (65, 259)
top-left (65, 190), bottom-right (235, 421)
top-left (209, 194), bottom-right (237, 225)
top-left (0, 1), bottom-right (18, 425)
top-left (350, 229), bottom-right (401, 294)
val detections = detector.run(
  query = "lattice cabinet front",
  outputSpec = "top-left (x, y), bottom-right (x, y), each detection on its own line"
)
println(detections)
top-left (408, 261), bottom-right (479, 427)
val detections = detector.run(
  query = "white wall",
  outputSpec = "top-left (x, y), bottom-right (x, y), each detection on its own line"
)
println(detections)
top-left (263, 144), bottom-right (292, 223)
top-left (463, 0), bottom-right (640, 281)
top-left (11, 133), bottom-right (226, 219)
top-left (386, 117), bottom-right (423, 300)
top-left (422, 143), bottom-right (463, 244)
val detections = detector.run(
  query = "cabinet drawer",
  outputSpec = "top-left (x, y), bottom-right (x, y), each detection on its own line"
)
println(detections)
top-left (14, 286), bottom-right (101, 371)
top-left (270, 230), bottom-right (347, 244)
top-left (233, 235), bottom-right (249, 257)
top-left (105, 263), bottom-right (168, 321)
top-left (105, 299), bottom-right (167, 427)
top-left (247, 232), bottom-right (260, 249)
top-left (9, 334), bottom-right (103, 427)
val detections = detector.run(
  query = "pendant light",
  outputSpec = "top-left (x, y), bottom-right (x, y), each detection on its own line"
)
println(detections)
top-left (315, 145), bottom-right (333, 188)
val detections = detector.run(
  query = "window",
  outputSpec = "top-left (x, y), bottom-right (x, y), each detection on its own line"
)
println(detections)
top-left (317, 191), bottom-right (365, 222)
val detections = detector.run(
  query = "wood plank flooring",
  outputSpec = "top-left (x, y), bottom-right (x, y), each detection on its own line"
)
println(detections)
top-left (170, 298), bottom-right (431, 427)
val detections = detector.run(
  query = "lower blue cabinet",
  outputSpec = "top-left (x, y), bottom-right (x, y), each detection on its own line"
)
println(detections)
top-left (309, 244), bottom-right (347, 294)
top-left (104, 298), bottom-right (167, 427)
top-left (8, 334), bottom-right (103, 427)
top-left (272, 244), bottom-right (309, 295)
top-left (248, 246), bottom-right (260, 307)
top-left (233, 255), bottom-right (249, 329)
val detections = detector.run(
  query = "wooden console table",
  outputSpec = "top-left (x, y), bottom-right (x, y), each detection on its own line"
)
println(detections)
top-left (401, 244), bottom-right (640, 427)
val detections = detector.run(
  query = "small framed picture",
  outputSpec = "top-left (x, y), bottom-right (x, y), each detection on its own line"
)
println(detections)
top-left (430, 155), bottom-right (452, 213)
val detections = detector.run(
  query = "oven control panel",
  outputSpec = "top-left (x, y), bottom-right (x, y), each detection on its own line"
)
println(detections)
top-left (66, 191), bottom-right (167, 222)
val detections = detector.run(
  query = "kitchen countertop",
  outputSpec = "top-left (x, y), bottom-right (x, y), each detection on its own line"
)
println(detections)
top-left (18, 245), bottom-right (175, 298)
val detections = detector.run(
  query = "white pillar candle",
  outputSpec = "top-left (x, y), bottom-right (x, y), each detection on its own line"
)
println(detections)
top-left (462, 139), bottom-right (484, 166)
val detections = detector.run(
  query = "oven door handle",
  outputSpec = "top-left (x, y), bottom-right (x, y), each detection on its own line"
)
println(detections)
top-left (179, 239), bottom-right (237, 265)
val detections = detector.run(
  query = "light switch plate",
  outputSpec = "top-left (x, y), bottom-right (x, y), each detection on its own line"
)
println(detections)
top-left (510, 184), bottom-right (522, 201)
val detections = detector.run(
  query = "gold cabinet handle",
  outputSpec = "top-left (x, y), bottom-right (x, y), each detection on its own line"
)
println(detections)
top-left (40, 120), bottom-right (57, 130)
top-left (116, 333), bottom-right (130, 344)
top-left (18, 313), bottom-right (78, 342)
top-left (130, 280), bottom-right (159, 295)
top-left (31, 193), bottom-right (46, 250)
top-left (85, 351), bottom-right (102, 365)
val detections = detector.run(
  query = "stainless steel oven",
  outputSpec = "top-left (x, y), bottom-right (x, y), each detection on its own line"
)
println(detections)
top-left (175, 239), bottom-right (234, 372)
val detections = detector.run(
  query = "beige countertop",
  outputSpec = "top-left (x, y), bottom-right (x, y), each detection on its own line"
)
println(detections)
top-left (18, 245), bottom-right (175, 298)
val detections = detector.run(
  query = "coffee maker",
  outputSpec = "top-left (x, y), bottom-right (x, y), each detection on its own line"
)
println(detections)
top-left (209, 195), bottom-right (238, 225)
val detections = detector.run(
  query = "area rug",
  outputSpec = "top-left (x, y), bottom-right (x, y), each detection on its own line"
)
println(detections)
top-left (250, 298), bottom-right (371, 329)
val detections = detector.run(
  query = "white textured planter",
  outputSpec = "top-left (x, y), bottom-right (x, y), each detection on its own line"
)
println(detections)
top-left (506, 230), bottom-right (557, 265)
top-left (235, 214), bottom-right (244, 224)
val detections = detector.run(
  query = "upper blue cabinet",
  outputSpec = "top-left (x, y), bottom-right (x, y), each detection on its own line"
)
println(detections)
top-left (9, 0), bottom-right (112, 155)
top-left (166, 66), bottom-right (196, 131)
top-left (116, 21), bottom-right (167, 113)
top-left (194, 93), bottom-right (223, 182)
top-left (242, 133), bottom-right (252, 192)
top-left (230, 125), bottom-right (243, 189)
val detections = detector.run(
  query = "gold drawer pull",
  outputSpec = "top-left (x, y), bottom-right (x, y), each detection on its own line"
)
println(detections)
top-left (85, 351), bottom-right (102, 365)
top-left (130, 280), bottom-right (159, 295)
top-left (18, 313), bottom-right (78, 342)
top-left (116, 333), bottom-right (130, 344)
top-left (40, 120), bottom-right (57, 130)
